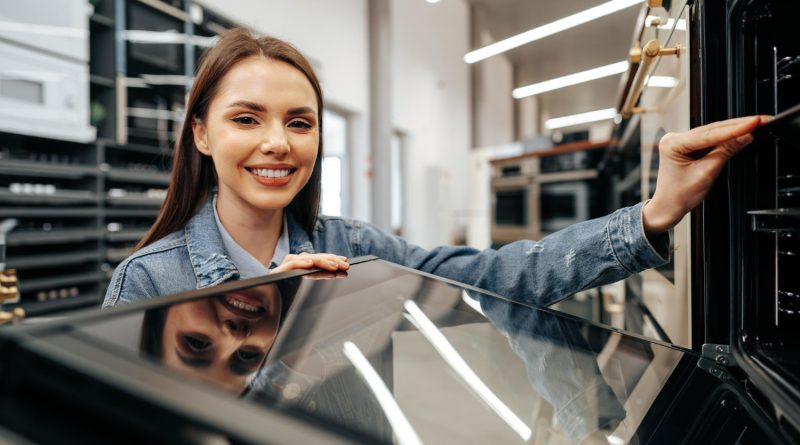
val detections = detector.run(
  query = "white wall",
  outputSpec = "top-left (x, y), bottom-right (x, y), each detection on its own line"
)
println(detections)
top-left (391, 0), bottom-right (472, 248)
top-left (195, 0), bottom-right (373, 221)
top-left (472, 7), bottom-right (515, 148)
top-left (199, 0), bottom-right (477, 248)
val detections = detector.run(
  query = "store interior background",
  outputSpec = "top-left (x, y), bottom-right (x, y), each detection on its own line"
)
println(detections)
top-left (1, 0), bottom-right (664, 336)
top-left (202, 0), bottom-right (636, 248)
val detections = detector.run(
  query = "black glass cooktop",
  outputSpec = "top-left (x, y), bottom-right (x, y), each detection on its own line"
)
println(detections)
top-left (0, 258), bottom-right (780, 444)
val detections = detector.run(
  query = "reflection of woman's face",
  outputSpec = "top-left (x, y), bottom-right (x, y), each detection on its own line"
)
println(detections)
top-left (162, 284), bottom-right (282, 393)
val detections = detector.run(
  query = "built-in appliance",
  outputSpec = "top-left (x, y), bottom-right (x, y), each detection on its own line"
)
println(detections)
top-left (0, 0), bottom-right (95, 143)
top-left (0, 256), bottom-right (796, 443)
top-left (539, 181), bottom-right (590, 233)
top-left (490, 156), bottom-right (539, 247)
top-left (490, 141), bottom-right (608, 246)
top-left (688, 0), bottom-right (800, 437)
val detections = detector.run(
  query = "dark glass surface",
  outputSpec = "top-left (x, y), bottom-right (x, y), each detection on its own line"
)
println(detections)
top-left (48, 259), bottom-right (694, 444)
top-left (495, 190), bottom-right (528, 226)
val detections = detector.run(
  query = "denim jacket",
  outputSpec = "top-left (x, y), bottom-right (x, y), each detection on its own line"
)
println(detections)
top-left (103, 196), bottom-right (669, 309)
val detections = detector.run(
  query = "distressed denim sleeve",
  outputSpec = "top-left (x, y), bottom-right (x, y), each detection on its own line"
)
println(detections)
top-left (354, 202), bottom-right (669, 307)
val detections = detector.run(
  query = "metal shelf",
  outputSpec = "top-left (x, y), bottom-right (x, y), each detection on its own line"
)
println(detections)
top-left (105, 208), bottom-right (159, 218)
top-left (104, 140), bottom-right (174, 157)
top-left (106, 168), bottom-right (171, 185)
top-left (0, 189), bottom-right (98, 204)
top-left (749, 208), bottom-right (800, 233)
top-left (106, 230), bottom-right (147, 242)
top-left (90, 74), bottom-right (115, 88)
top-left (6, 251), bottom-right (100, 270)
top-left (11, 293), bottom-right (101, 317)
top-left (538, 169), bottom-right (599, 184)
top-left (106, 194), bottom-right (164, 207)
top-left (0, 207), bottom-right (99, 217)
top-left (90, 13), bottom-right (114, 28)
top-left (0, 159), bottom-right (99, 179)
top-left (20, 272), bottom-right (105, 293)
top-left (134, 0), bottom-right (190, 22)
top-left (7, 229), bottom-right (102, 246)
top-left (106, 247), bottom-right (133, 263)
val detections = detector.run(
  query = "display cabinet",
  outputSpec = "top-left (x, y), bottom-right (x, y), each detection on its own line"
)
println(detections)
top-left (0, 0), bottom-right (238, 316)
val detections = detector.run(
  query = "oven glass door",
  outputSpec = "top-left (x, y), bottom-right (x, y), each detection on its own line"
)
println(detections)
top-left (540, 182), bottom-right (589, 233)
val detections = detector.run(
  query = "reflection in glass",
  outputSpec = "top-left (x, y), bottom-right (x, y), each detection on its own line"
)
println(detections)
top-left (75, 260), bottom-right (685, 444)
top-left (139, 281), bottom-right (294, 394)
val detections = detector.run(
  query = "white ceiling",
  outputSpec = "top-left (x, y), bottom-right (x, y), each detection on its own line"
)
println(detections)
top-left (466, 0), bottom-right (642, 119)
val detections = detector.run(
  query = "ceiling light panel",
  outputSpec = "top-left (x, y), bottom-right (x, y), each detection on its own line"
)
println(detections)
top-left (464, 0), bottom-right (645, 64)
top-left (544, 108), bottom-right (619, 129)
top-left (513, 61), bottom-right (629, 99)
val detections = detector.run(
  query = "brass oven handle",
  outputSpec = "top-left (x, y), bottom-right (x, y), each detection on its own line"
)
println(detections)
top-left (620, 39), bottom-right (682, 119)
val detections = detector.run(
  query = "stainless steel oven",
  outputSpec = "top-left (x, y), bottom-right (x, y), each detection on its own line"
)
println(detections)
top-left (539, 181), bottom-right (589, 233)
top-left (490, 157), bottom-right (539, 247)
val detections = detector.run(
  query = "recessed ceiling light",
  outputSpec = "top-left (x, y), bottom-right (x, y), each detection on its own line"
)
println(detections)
top-left (513, 61), bottom-right (629, 99)
top-left (426, 0), bottom-right (441, 3)
top-left (544, 108), bottom-right (619, 129)
top-left (464, 0), bottom-right (645, 64)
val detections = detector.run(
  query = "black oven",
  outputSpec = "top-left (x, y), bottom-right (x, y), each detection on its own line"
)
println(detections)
top-left (690, 0), bottom-right (800, 439)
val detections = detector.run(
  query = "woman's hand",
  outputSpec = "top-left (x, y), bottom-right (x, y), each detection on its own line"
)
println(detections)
top-left (642, 115), bottom-right (771, 236)
top-left (269, 252), bottom-right (349, 275)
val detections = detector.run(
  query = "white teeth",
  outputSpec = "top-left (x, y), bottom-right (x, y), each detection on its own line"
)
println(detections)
top-left (226, 295), bottom-right (260, 312)
top-left (250, 168), bottom-right (291, 178)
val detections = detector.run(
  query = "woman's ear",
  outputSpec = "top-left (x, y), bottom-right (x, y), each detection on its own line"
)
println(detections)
top-left (192, 117), bottom-right (211, 156)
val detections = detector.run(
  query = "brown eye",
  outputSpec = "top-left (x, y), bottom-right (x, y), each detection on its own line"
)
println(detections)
top-left (183, 335), bottom-right (211, 352)
top-left (288, 119), bottom-right (312, 129)
top-left (232, 116), bottom-right (257, 125)
top-left (235, 348), bottom-right (262, 364)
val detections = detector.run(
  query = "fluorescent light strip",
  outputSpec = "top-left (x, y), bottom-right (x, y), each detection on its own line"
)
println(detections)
top-left (342, 341), bottom-right (422, 445)
top-left (403, 300), bottom-right (532, 441)
top-left (465, 0), bottom-right (644, 64)
top-left (645, 15), bottom-right (687, 31)
top-left (513, 61), bottom-right (629, 99)
top-left (544, 107), bottom-right (618, 130)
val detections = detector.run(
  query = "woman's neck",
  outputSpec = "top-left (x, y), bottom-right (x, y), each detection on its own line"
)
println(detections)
top-left (215, 191), bottom-right (283, 267)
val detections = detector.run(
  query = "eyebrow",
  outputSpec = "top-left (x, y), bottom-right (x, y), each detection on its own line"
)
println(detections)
top-left (176, 350), bottom-right (212, 369)
top-left (226, 101), bottom-right (316, 116)
top-left (227, 100), bottom-right (266, 113)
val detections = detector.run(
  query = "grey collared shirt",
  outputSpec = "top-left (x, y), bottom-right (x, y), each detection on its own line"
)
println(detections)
top-left (212, 195), bottom-right (290, 278)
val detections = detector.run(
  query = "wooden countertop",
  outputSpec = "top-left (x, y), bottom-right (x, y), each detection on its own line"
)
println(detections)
top-left (490, 139), bottom-right (616, 164)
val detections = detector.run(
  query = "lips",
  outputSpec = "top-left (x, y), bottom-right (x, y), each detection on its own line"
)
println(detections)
top-left (218, 293), bottom-right (266, 319)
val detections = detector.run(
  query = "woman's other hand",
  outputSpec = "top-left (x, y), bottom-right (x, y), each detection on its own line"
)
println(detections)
top-left (642, 115), bottom-right (771, 236)
top-left (269, 252), bottom-right (349, 274)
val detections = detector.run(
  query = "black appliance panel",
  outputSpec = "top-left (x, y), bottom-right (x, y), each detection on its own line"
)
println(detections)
top-left (0, 258), bottom-right (760, 444)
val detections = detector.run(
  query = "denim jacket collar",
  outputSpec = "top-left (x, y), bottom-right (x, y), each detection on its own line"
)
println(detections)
top-left (184, 196), bottom-right (315, 288)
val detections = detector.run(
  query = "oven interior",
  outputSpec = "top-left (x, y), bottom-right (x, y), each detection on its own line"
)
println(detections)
top-left (728, 0), bottom-right (800, 412)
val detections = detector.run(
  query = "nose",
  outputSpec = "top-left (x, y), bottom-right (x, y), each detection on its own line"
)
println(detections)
top-left (224, 319), bottom-right (251, 338)
top-left (259, 121), bottom-right (290, 157)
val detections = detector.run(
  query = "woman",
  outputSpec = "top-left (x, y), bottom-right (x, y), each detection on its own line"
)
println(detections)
top-left (103, 28), bottom-right (766, 310)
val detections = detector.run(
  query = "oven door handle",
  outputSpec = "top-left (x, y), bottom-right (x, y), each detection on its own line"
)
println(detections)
top-left (620, 39), bottom-right (682, 119)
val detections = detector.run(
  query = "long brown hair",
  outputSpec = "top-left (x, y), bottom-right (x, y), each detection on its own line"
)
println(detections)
top-left (136, 28), bottom-right (324, 250)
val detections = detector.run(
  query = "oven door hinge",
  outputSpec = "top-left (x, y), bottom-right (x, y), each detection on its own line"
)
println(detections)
top-left (697, 343), bottom-right (737, 381)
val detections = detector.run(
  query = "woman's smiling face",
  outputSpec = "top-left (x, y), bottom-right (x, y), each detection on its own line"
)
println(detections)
top-left (192, 55), bottom-right (319, 214)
